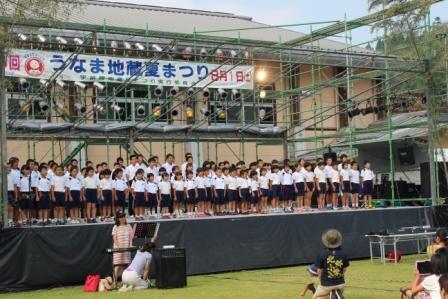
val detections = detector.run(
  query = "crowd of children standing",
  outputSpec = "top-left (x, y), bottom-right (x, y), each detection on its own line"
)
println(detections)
top-left (6, 152), bottom-right (376, 227)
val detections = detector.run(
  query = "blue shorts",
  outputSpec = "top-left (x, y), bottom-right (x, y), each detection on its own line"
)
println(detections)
top-left (342, 181), bottom-right (350, 193)
top-left (227, 189), bottom-right (238, 202)
top-left (197, 188), bottom-right (207, 202)
top-left (306, 182), bottom-right (314, 193)
top-left (332, 183), bottom-right (340, 194)
top-left (161, 194), bottom-right (171, 208)
top-left (351, 183), bottom-right (360, 194)
top-left (70, 190), bottom-right (80, 208)
top-left (39, 192), bottom-right (50, 210)
top-left (363, 180), bottom-right (373, 195)
top-left (115, 190), bottom-right (125, 207)
top-left (318, 183), bottom-right (327, 195)
top-left (134, 192), bottom-right (146, 207)
top-left (8, 191), bottom-right (17, 206)
top-left (54, 191), bottom-right (66, 207)
top-left (85, 189), bottom-right (97, 204)
top-left (271, 185), bottom-right (280, 198)
top-left (251, 191), bottom-right (259, 204)
top-left (215, 189), bottom-right (225, 205)
top-left (261, 188), bottom-right (270, 197)
top-left (187, 189), bottom-right (197, 205)
top-left (147, 193), bottom-right (158, 209)
top-left (175, 191), bottom-right (185, 203)
top-left (281, 185), bottom-right (294, 201)
top-left (295, 182), bottom-right (305, 197)
top-left (240, 188), bottom-right (250, 203)
top-left (20, 192), bottom-right (32, 210)
top-left (206, 187), bottom-right (212, 202)
top-left (102, 190), bottom-right (112, 206)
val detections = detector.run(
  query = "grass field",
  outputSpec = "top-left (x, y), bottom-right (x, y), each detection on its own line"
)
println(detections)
top-left (2, 255), bottom-right (422, 299)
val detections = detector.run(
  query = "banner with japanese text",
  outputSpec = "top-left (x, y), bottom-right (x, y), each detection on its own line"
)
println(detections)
top-left (6, 49), bottom-right (254, 90)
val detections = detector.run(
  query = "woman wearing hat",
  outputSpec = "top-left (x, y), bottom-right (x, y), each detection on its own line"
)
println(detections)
top-left (313, 229), bottom-right (349, 299)
top-left (112, 211), bottom-right (133, 288)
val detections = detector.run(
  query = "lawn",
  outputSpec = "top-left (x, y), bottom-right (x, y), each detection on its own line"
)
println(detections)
top-left (2, 255), bottom-right (421, 299)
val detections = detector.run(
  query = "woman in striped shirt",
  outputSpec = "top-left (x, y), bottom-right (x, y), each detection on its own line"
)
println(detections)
top-left (111, 211), bottom-right (133, 287)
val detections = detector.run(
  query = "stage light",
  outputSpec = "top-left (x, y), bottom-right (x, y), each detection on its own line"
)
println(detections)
top-left (37, 34), bottom-right (46, 42)
top-left (182, 47), bottom-right (193, 59)
top-left (374, 104), bottom-right (387, 113)
top-left (124, 41), bottom-right (132, 49)
top-left (259, 90), bottom-right (267, 99)
top-left (19, 78), bottom-right (30, 90)
top-left (93, 81), bottom-right (105, 91)
top-left (170, 86), bottom-right (179, 97)
top-left (152, 44), bottom-right (163, 52)
top-left (153, 105), bottom-right (161, 117)
top-left (347, 108), bottom-right (361, 118)
top-left (202, 88), bottom-right (210, 98)
top-left (256, 69), bottom-right (267, 82)
top-left (218, 88), bottom-right (228, 100)
top-left (55, 100), bottom-right (65, 110)
top-left (168, 45), bottom-right (177, 56)
top-left (362, 106), bottom-right (374, 115)
top-left (56, 36), bottom-right (68, 45)
top-left (217, 108), bottom-right (226, 119)
top-left (231, 89), bottom-right (241, 101)
top-left (56, 79), bottom-right (68, 90)
top-left (111, 103), bottom-right (124, 114)
top-left (136, 104), bottom-right (146, 116)
top-left (18, 33), bottom-right (27, 41)
top-left (171, 109), bottom-right (179, 117)
top-left (73, 38), bottom-right (83, 45)
top-left (154, 85), bottom-right (163, 97)
top-left (186, 106), bottom-right (194, 118)
top-left (38, 100), bottom-right (49, 112)
top-left (200, 107), bottom-right (210, 117)
top-left (187, 88), bottom-right (195, 97)
top-left (39, 79), bottom-right (52, 89)
top-left (230, 50), bottom-right (238, 58)
top-left (200, 48), bottom-right (208, 59)
top-left (135, 42), bottom-right (145, 51)
top-left (93, 102), bottom-right (104, 112)
top-left (74, 102), bottom-right (86, 113)
top-left (215, 48), bottom-right (224, 61)
top-left (74, 81), bottom-right (86, 90)
top-left (259, 109), bottom-right (266, 120)
top-left (19, 100), bottom-right (31, 113)
top-left (110, 40), bottom-right (118, 52)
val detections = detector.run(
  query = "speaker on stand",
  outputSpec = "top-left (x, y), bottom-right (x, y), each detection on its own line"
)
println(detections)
top-left (154, 248), bottom-right (187, 289)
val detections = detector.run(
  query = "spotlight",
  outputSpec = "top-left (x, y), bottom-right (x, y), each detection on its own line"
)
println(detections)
top-left (110, 40), bottom-right (118, 52)
top-left (135, 42), bottom-right (145, 51)
top-left (187, 88), bottom-right (195, 97)
top-left (202, 88), bottom-right (210, 98)
top-left (170, 86), bottom-right (179, 97)
top-left (230, 50), bottom-right (238, 58)
top-left (74, 81), bottom-right (86, 90)
top-left (37, 34), bottom-right (46, 42)
top-left (154, 85), bottom-right (163, 97)
top-left (136, 104), bottom-right (146, 116)
top-left (186, 106), bottom-right (194, 118)
top-left (347, 108), bottom-right (361, 118)
top-left (362, 106), bottom-right (374, 115)
top-left (124, 42), bottom-right (132, 49)
top-left (200, 48), bottom-right (208, 59)
top-left (218, 88), bottom-right (228, 100)
top-left (168, 45), bottom-right (177, 56)
top-left (19, 78), bottom-right (30, 90)
top-left (93, 81), bottom-right (105, 91)
top-left (40, 79), bottom-right (52, 89)
top-left (74, 102), bottom-right (86, 113)
top-left (93, 103), bottom-right (104, 112)
top-left (56, 36), bottom-right (68, 45)
top-left (38, 100), bottom-right (49, 112)
top-left (55, 100), bottom-right (65, 110)
top-left (56, 79), bottom-right (68, 90)
top-left (259, 109), bottom-right (266, 120)
top-left (200, 107), bottom-right (210, 117)
top-left (217, 108), bottom-right (226, 119)
top-left (259, 90), bottom-right (267, 99)
top-left (73, 38), bottom-right (83, 45)
top-left (152, 44), bottom-right (163, 52)
top-left (215, 49), bottom-right (224, 61)
top-left (374, 104), bottom-right (387, 113)
top-left (256, 69), bottom-right (267, 82)
top-left (153, 105), bottom-right (161, 117)
top-left (182, 47), bottom-right (193, 60)
top-left (111, 103), bottom-right (124, 114)
top-left (19, 100), bottom-right (31, 112)
top-left (171, 109), bottom-right (179, 117)
top-left (231, 89), bottom-right (241, 101)
top-left (18, 33), bottom-right (27, 41)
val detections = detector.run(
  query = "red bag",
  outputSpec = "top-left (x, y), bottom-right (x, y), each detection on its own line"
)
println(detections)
top-left (387, 251), bottom-right (402, 263)
top-left (83, 275), bottom-right (101, 292)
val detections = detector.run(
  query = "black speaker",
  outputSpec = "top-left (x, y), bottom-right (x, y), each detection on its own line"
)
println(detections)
top-left (398, 147), bottom-right (415, 166)
top-left (420, 162), bottom-right (448, 198)
top-left (323, 152), bottom-right (337, 163)
top-left (154, 248), bottom-right (187, 289)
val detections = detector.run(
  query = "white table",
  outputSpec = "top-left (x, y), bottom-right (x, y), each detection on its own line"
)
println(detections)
top-left (365, 231), bottom-right (435, 265)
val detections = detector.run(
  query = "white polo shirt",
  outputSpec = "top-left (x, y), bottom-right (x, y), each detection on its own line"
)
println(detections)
top-left (324, 165), bottom-right (333, 179)
top-left (195, 176), bottom-right (207, 189)
top-left (303, 170), bottom-right (315, 183)
top-left (213, 176), bottom-right (225, 190)
top-left (237, 177), bottom-right (249, 189)
top-left (158, 181), bottom-right (171, 195)
top-left (173, 180), bottom-right (185, 192)
top-left (66, 176), bottom-right (82, 191)
top-left (292, 171), bottom-right (304, 183)
top-left (315, 168), bottom-right (327, 183)
top-left (270, 172), bottom-right (280, 185)
top-left (185, 179), bottom-right (197, 191)
top-left (18, 175), bottom-right (32, 192)
top-left (131, 179), bottom-right (146, 192)
top-left (361, 168), bottom-right (375, 181)
top-left (226, 176), bottom-right (238, 190)
top-left (258, 176), bottom-right (269, 189)
top-left (331, 168), bottom-right (340, 183)
top-left (281, 172), bottom-right (293, 185)
top-left (7, 172), bottom-right (19, 191)
top-left (51, 175), bottom-right (67, 193)
top-left (145, 182), bottom-right (158, 194)
top-left (349, 169), bottom-right (360, 184)
top-left (99, 178), bottom-right (113, 190)
top-left (161, 162), bottom-right (175, 175)
top-left (83, 176), bottom-right (99, 189)
top-left (37, 175), bottom-right (51, 192)
top-left (112, 178), bottom-right (127, 192)
top-left (340, 169), bottom-right (350, 181)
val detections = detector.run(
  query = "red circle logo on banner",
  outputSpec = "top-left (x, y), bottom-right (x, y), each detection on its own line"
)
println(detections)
top-left (25, 57), bottom-right (44, 76)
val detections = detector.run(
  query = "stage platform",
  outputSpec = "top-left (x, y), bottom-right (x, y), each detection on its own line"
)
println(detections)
top-left (0, 206), bottom-right (440, 291)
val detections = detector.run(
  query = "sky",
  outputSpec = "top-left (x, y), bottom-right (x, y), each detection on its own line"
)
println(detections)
top-left (109, 0), bottom-right (448, 46)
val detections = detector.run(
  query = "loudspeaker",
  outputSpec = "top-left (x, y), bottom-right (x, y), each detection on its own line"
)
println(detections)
top-left (323, 152), bottom-right (337, 163)
top-left (420, 162), bottom-right (448, 198)
top-left (398, 147), bottom-right (415, 166)
top-left (154, 248), bottom-right (187, 289)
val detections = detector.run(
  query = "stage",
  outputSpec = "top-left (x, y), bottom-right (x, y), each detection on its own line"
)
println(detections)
top-left (0, 206), bottom-right (440, 291)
